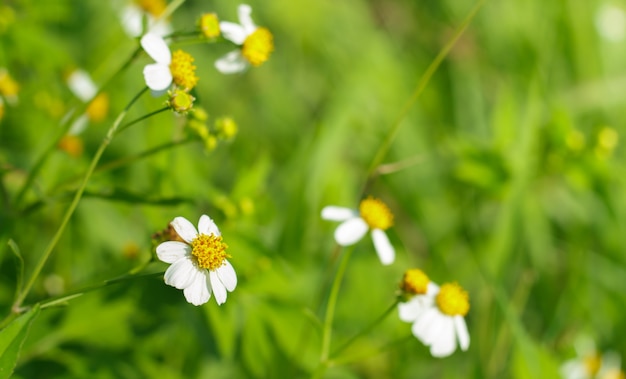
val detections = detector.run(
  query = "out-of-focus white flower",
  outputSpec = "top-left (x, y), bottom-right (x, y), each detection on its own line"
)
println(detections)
top-left (66, 69), bottom-right (109, 134)
top-left (156, 215), bottom-right (237, 306)
top-left (321, 196), bottom-right (395, 265)
top-left (119, 0), bottom-right (171, 38)
top-left (561, 336), bottom-right (626, 379)
top-left (215, 4), bottom-right (274, 74)
top-left (595, 3), bottom-right (626, 42)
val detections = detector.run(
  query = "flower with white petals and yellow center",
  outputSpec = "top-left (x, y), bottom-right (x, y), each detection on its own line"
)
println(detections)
top-left (141, 33), bottom-right (199, 95)
top-left (156, 215), bottom-right (237, 306)
top-left (120, 0), bottom-right (171, 38)
top-left (561, 336), bottom-right (626, 379)
top-left (215, 4), bottom-right (274, 74)
top-left (321, 196), bottom-right (395, 265)
top-left (402, 280), bottom-right (470, 357)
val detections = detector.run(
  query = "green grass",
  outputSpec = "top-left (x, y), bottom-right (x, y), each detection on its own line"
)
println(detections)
top-left (1, 0), bottom-right (626, 378)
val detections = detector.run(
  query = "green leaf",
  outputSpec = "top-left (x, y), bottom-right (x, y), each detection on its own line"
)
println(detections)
top-left (0, 305), bottom-right (41, 379)
top-left (6, 239), bottom-right (24, 304)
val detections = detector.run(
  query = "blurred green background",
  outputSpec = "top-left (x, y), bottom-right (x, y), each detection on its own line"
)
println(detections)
top-left (1, 0), bottom-right (626, 377)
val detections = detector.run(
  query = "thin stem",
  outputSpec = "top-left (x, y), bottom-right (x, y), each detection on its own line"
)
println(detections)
top-left (362, 0), bottom-right (486, 193)
top-left (319, 247), bottom-right (353, 369)
top-left (39, 270), bottom-right (162, 309)
top-left (331, 299), bottom-right (400, 358)
top-left (94, 138), bottom-right (194, 174)
top-left (115, 106), bottom-right (170, 136)
top-left (13, 87), bottom-right (148, 310)
top-left (14, 46), bottom-right (144, 207)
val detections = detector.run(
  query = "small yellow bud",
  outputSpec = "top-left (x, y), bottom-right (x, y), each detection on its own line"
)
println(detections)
top-left (215, 116), bottom-right (238, 140)
top-left (168, 88), bottom-right (195, 113)
top-left (199, 13), bottom-right (220, 39)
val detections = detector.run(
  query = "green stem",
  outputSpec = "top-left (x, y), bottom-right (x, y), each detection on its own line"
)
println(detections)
top-left (318, 247), bottom-right (353, 373)
top-left (115, 106), bottom-right (170, 136)
top-left (361, 0), bottom-right (486, 192)
top-left (13, 45), bottom-right (143, 207)
top-left (331, 299), bottom-right (400, 358)
top-left (12, 87), bottom-right (148, 311)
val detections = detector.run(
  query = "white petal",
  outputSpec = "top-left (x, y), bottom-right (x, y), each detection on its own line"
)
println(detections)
top-left (143, 63), bottom-right (172, 92)
top-left (140, 33), bottom-right (171, 64)
top-left (198, 215), bottom-right (220, 236)
top-left (426, 282), bottom-right (440, 296)
top-left (183, 270), bottom-right (212, 306)
top-left (321, 206), bottom-right (356, 221)
top-left (67, 70), bottom-right (97, 101)
top-left (334, 218), bottom-right (368, 246)
top-left (215, 50), bottom-right (248, 74)
top-left (430, 316), bottom-right (457, 357)
top-left (68, 114), bottom-right (89, 136)
top-left (411, 307), bottom-right (440, 345)
top-left (210, 270), bottom-right (227, 305)
top-left (156, 241), bottom-right (190, 263)
top-left (147, 16), bottom-right (172, 37)
top-left (454, 316), bottom-right (470, 351)
top-left (237, 4), bottom-right (257, 35)
top-left (164, 258), bottom-right (197, 289)
top-left (398, 297), bottom-right (427, 322)
top-left (120, 5), bottom-right (143, 37)
top-left (170, 216), bottom-right (198, 244)
top-left (371, 229), bottom-right (395, 265)
top-left (216, 260), bottom-right (237, 292)
top-left (219, 21), bottom-right (248, 45)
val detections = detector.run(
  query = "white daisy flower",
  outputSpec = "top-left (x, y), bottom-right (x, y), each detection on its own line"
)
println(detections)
top-left (140, 33), bottom-right (198, 95)
top-left (156, 215), bottom-right (237, 306)
top-left (403, 281), bottom-right (470, 358)
top-left (398, 269), bottom-right (440, 323)
top-left (321, 196), bottom-right (395, 265)
top-left (215, 4), bottom-right (274, 74)
top-left (119, 0), bottom-right (172, 38)
top-left (66, 69), bottom-right (109, 134)
top-left (560, 336), bottom-right (625, 379)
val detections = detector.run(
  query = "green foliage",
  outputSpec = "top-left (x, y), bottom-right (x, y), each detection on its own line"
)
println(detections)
top-left (0, 0), bottom-right (626, 378)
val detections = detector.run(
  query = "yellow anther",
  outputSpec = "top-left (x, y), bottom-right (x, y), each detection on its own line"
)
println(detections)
top-left (242, 27), bottom-right (274, 66)
top-left (401, 269), bottom-right (430, 295)
top-left (200, 13), bottom-right (220, 39)
top-left (359, 197), bottom-right (393, 230)
top-left (191, 233), bottom-right (230, 271)
top-left (436, 282), bottom-right (470, 316)
top-left (86, 93), bottom-right (109, 122)
top-left (170, 50), bottom-right (199, 90)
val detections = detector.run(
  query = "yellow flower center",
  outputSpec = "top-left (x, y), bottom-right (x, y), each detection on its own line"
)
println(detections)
top-left (436, 282), bottom-right (470, 316)
top-left (191, 233), bottom-right (230, 271)
top-left (86, 93), bottom-right (109, 122)
top-left (242, 27), bottom-right (274, 67)
top-left (583, 353), bottom-right (602, 376)
top-left (170, 50), bottom-right (198, 90)
top-left (0, 70), bottom-right (19, 97)
top-left (401, 269), bottom-right (430, 295)
top-left (359, 197), bottom-right (393, 230)
top-left (136, 0), bottom-right (166, 17)
top-left (200, 13), bottom-right (220, 39)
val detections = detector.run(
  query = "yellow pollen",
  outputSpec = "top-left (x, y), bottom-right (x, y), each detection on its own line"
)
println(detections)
top-left (436, 282), bottom-right (470, 316)
top-left (86, 93), bottom-right (109, 122)
top-left (0, 69), bottom-right (19, 97)
top-left (191, 233), bottom-right (230, 271)
top-left (242, 27), bottom-right (274, 67)
top-left (170, 50), bottom-right (199, 90)
top-left (58, 135), bottom-right (84, 158)
top-left (359, 197), bottom-right (393, 230)
top-left (583, 353), bottom-right (602, 376)
top-left (401, 269), bottom-right (430, 295)
top-left (136, 0), bottom-right (166, 17)
top-left (200, 13), bottom-right (220, 39)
